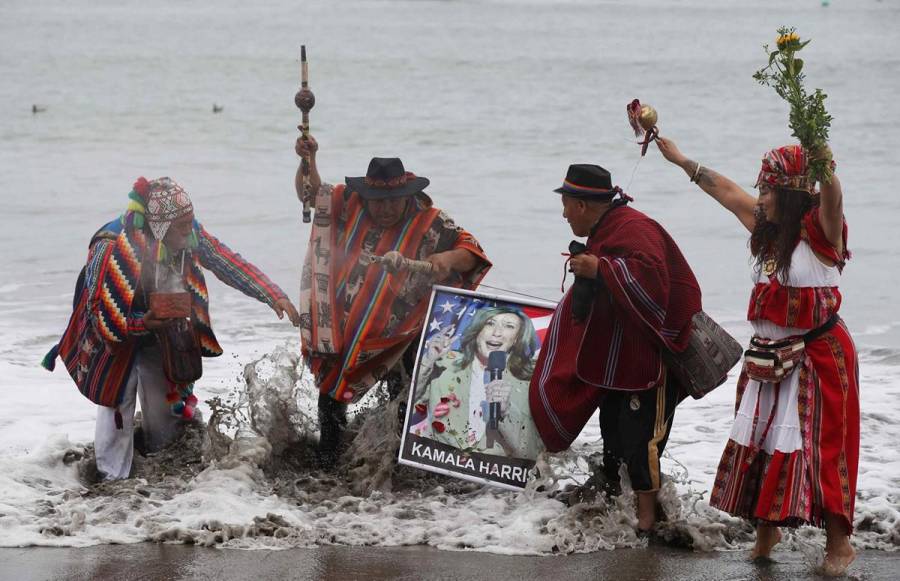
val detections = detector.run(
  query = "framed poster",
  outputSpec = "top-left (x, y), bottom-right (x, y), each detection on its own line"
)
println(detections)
top-left (398, 285), bottom-right (556, 490)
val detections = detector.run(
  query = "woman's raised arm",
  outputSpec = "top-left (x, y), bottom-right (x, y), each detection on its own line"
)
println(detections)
top-left (656, 136), bottom-right (758, 233)
top-left (817, 169), bottom-right (844, 255)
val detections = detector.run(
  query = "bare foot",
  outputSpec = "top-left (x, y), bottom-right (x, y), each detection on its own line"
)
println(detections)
top-left (821, 543), bottom-right (856, 577)
top-left (822, 512), bottom-right (855, 576)
top-left (750, 525), bottom-right (782, 559)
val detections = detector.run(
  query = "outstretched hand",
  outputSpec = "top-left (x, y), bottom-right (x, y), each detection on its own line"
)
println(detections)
top-left (655, 136), bottom-right (687, 166)
top-left (569, 253), bottom-right (599, 279)
top-left (426, 252), bottom-right (456, 282)
top-left (426, 249), bottom-right (477, 282)
top-left (421, 324), bottom-right (455, 371)
top-left (143, 310), bottom-right (176, 331)
top-left (485, 379), bottom-right (511, 416)
top-left (295, 134), bottom-right (318, 158)
top-left (273, 298), bottom-right (302, 327)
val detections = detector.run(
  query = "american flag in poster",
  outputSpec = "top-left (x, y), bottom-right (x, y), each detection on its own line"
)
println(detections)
top-left (424, 289), bottom-right (554, 354)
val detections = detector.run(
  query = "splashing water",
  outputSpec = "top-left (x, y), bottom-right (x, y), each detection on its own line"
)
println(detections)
top-left (1, 340), bottom-right (897, 554)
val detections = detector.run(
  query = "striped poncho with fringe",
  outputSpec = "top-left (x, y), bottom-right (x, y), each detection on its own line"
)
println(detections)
top-left (44, 217), bottom-right (287, 408)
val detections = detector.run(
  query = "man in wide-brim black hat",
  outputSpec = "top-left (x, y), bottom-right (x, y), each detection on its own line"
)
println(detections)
top-left (295, 135), bottom-right (491, 469)
top-left (529, 163), bottom-right (703, 534)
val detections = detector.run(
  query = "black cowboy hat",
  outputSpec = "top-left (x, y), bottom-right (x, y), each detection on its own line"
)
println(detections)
top-left (554, 164), bottom-right (616, 200)
top-left (346, 157), bottom-right (430, 200)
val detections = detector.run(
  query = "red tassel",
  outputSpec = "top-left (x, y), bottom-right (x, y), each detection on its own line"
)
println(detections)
top-left (133, 176), bottom-right (150, 199)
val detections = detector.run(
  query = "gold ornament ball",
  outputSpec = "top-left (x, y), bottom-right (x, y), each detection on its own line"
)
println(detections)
top-left (639, 105), bottom-right (658, 131)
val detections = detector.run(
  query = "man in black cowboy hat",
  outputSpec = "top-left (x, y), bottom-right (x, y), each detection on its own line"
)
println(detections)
top-left (529, 164), bottom-right (702, 533)
top-left (295, 135), bottom-right (491, 468)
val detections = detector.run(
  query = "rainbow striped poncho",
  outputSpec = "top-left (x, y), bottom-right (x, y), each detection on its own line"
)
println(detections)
top-left (300, 184), bottom-right (491, 404)
top-left (44, 218), bottom-right (287, 408)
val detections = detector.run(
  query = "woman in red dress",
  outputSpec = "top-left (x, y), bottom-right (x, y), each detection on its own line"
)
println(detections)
top-left (655, 138), bottom-right (858, 576)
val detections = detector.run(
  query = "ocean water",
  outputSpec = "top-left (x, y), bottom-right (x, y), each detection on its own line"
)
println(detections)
top-left (1, 0), bottom-right (898, 555)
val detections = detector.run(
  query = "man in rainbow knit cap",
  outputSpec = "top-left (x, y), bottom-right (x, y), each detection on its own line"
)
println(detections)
top-left (43, 177), bottom-right (300, 480)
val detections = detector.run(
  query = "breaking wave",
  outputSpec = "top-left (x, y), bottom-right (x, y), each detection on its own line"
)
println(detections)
top-left (1, 342), bottom-right (897, 557)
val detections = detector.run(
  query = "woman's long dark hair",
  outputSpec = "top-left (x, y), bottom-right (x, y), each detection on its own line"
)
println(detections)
top-left (750, 186), bottom-right (817, 281)
top-left (456, 307), bottom-right (538, 380)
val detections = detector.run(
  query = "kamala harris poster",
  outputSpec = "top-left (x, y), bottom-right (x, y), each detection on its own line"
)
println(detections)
top-left (399, 286), bottom-right (556, 490)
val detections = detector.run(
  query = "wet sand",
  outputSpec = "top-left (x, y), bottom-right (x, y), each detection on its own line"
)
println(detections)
top-left (1, 545), bottom-right (896, 581)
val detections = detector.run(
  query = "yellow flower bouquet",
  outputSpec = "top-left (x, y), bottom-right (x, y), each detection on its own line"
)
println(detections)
top-left (754, 27), bottom-right (834, 183)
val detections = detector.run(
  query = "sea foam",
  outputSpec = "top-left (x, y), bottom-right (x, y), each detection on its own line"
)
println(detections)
top-left (1, 340), bottom-right (897, 555)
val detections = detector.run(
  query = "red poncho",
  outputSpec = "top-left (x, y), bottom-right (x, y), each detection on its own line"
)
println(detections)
top-left (530, 205), bottom-right (702, 451)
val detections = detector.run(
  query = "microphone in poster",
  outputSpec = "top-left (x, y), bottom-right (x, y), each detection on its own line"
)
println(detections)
top-left (487, 350), bottom-right (506, 430)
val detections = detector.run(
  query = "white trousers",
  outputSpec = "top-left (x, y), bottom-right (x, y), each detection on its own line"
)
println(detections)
top-left (95, 347), bottom-right (182, 480)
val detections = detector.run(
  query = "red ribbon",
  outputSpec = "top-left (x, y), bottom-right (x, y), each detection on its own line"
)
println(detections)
top-left (364, 172), bottom-right (417, 189)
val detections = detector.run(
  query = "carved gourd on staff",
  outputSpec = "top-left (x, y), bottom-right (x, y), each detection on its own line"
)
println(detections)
top-left (295, 45), bottom-right (316, 222)
top-left (627, 98), bottom-right (659, 157)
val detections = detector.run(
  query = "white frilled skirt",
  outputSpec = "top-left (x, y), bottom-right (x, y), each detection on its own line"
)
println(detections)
top-left (729, 320), bottom-right (805, 456)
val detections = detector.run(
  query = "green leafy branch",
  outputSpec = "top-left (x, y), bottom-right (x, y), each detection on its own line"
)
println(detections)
top-left (753, 26), bottom-right (834, 184)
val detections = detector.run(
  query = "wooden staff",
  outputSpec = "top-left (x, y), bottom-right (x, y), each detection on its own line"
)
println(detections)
top-left (295, 45), bottom-right (316, 223)
top-left (362, 251), bottom-right (434, 275)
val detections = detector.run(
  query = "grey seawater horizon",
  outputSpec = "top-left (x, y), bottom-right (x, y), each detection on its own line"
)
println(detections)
top-left (1, 0), bottom-right (898, 355)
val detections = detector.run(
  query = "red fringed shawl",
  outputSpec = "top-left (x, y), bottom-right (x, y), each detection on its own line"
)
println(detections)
top-left (530, 205), bottom-right (702, 451)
